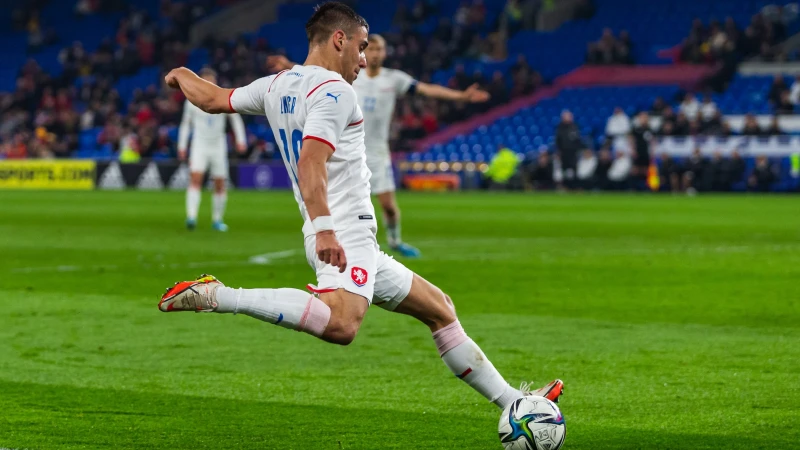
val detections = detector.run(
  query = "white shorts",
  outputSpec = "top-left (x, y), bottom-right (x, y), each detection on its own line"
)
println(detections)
top-left (189, 143), bottom-right (228, 179)
top-left (302, 221), bottom-right (413, 310)
top-left (367, 153), bottom-right (396, 195)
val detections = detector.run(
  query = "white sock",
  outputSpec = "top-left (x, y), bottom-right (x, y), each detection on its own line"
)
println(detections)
top-left (214, 287), bottom-right (330, 337)
top-left (434, 321), bottom-right (522, 409)
top-left (186, 186), bottom-right (201, 221)
top-left (212, 192), bottom-right (227, 223)
top-left (385, 220), bottom-right (401, 247)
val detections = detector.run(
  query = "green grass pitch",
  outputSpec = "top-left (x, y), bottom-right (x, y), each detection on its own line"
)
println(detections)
top-left (1, 190), bottom-right (799, 449)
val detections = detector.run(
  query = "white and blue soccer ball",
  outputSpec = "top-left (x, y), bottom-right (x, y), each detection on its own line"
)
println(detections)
top-left (498, 396), bottom-right (566, 450)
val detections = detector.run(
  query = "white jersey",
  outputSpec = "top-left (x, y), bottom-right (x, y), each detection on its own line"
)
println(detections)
top-left (229, 65), bottom-right (374, 230)
top-left (177, 100), bottom-right (246, 151)
top-left (352, 68), bottom-right (416, 157)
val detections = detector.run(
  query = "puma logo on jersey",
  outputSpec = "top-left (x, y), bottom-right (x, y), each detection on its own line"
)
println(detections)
top-left (326, 92), bottom-right (341, 103)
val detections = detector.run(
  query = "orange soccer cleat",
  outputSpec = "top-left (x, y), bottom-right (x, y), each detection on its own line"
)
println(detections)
top-left (158, 274), bottom-right (223, 312)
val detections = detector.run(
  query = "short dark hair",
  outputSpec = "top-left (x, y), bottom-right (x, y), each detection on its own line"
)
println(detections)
top-left (305, 2), bottom-right (368, 45)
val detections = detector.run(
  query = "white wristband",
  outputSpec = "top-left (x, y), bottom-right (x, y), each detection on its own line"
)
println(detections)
top-left (312, 215), bottom-right (335, 233)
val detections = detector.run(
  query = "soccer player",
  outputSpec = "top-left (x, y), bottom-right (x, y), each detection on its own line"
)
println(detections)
top-left (160, 2), bottom-right (562, 412)
top-left (177, 67), bottom-right (247, 232)
top-left (268, 36), bottom-right (490, 257)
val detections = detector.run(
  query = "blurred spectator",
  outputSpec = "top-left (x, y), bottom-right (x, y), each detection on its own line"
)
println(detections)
top-left (593, 147), bottom-right (613, 190)
top-left (555, 110), bottom-right (586, 189)
top-left (681, 10), bottom-right (797, 64)
top-left (607, 149), bottom-right (632, 189)
top-left (700, 95), bottom-right (718, 121)
top-left (585, 28), bottom-right (634, 65)
top-left (710, 150), bottom-right (746, 191)
top-left (674, 112), bottom-right (691, 135)
top-left (399, 103), bottom-right (425, 142)
top-left (650, 97), bottom-right (667, 116)
top-left (707, 151), bottom-right (726, 191)
top-left (484, 145), bottom-right (521, 190)
top-left (657, 106), bottom-right (676, 134)
top-left (527, 151), bottom-right (555, 190)
top-left (679, 93), bottom-right (701, 121)
top-left (766, 115), bottom-right (785, 134)
top-left (682, 148), bottom-right (707, 194)
top-left (629, 112), bottom-right (653, 185)
top-left (741, 113), bottom-right (764, 135)
top-left (605, 107), bottom-right (631, 139)
top-left (748, 155), bottom-right (778, 191)
top-left (576, 149), bottom-right (598, 190)
top-left (500, 0), bottom-right (524, 36)
top-left (702, 110), bottom-right (728, 135)
top-left (616, 30), bottom-right (634, 64)
top-left (420, 101), bottom-right (440, 135)
top-left (776, 90), bottom-right (795, 114)
top-left (770, 75), bottom-right (789, 105)
top-left (487, 71), bottom-right (510, 108)
top-left (659, 153), bottom-right (683, 193)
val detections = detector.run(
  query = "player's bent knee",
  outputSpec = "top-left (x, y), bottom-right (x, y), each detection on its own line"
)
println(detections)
top-left (319, 290), bottom-right (368, 346)
top-left (434, 292), bottom-right (458, 326)
top-left (323, 314), bottom-right (362, 345)
top-left (443, 293), bottom-right (456, 314)
top-left (418, 290), bottom-right (458, 330)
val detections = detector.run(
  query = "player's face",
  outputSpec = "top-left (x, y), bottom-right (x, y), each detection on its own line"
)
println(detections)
top-left (365, 39), bottom-right (385, 69)
top-left (342, 26), bottom-right (368, 84)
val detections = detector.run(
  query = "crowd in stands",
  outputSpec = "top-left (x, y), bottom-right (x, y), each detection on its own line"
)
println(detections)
top-left (1, 0), bottom-right (546, 159)
top-left (601, 88), bottom-right (796, 144)
top-left (505, 98), bottom-right (789, 193)
top-left (675, 5), bottom-right (798, 65)
top-left (378, 0), bottom-right (544, 150)
top-left (2, 0), bottom-right (798, 174)
top-left (488, 130), bottom-right (782, 194)
top-left (12, 0), bottom-right (61, 52)
top-left (0, 0), bottom-right (234, 159)
top-left (585, 28), bottom-right (635, 65)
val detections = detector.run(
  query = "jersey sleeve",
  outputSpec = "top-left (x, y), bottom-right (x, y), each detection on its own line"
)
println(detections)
top-left (303, 82), bottom-right (357, 151)
top-left (392, 69), bottom-right (417, 96)
top-left (229, 76), bottom-right (272, 115)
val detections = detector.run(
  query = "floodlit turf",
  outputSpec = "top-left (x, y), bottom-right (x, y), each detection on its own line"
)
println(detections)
top-left (1, 190), bottom-right (799, 449)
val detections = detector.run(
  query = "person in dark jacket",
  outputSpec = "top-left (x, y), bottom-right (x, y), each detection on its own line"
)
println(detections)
top-left (659, 153), bottom-right (683, 193)
top-left (710, 150), bottom-right (746, 191)
top-left (629, 111), bottom-right (653, 190)
top-left (682, 147), bottom-right (707, 194)
top-left (555, 110), bottom-right (585, 190)
top-left (528, 151), bottom-right (555, 191)
top-left (748, 155), bottom-right (777, 192)
top-left (593, 147), bottom-right (613, 190)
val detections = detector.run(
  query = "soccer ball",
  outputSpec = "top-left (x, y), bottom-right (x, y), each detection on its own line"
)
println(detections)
top-left (498, 396), bottom-right (566, 450)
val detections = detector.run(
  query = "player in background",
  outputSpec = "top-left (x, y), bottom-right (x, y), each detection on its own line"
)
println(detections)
top-left (268, 36), bottom-right (489, 257)
top-left (178, 67), bottom-right (248, 232)
top-left (159, 2), bottom-right (562, 414)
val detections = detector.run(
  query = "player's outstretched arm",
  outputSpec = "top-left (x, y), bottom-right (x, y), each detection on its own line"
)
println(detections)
top-left (165, 67), bottom-right (233, 114)
top-left (416, 82), bottom-right (490, 103)
top-left (297, 141), bottom-right (346, 273)
top-left (228, 113), bottom-right (248, 153)
top-left (176, 101), bottom-right (192, 160)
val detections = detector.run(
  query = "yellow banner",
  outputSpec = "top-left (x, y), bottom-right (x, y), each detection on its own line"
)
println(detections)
top-left (0, 160), bottom-right (96, 190)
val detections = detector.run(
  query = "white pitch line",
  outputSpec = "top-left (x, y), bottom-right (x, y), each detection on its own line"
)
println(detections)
top-left (248, 249), bottom-right (299, 265)
top-left (10, 249), bottom-right (299, 274)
